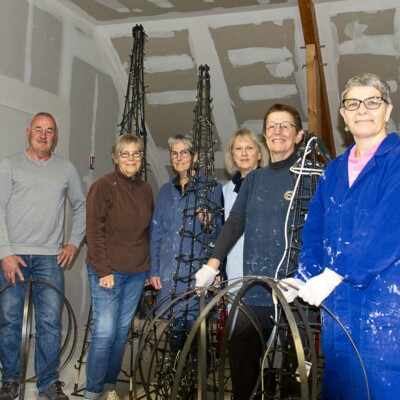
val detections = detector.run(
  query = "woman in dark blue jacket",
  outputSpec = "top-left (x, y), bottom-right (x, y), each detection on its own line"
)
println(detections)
top-left (197, 104), bottom-right (305, 399)
top-left (284, 73), bottom-right (400, 399)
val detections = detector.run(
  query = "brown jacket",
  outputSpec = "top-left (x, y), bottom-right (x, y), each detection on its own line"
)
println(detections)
top-left (86, 168), bottom-right (153, 277)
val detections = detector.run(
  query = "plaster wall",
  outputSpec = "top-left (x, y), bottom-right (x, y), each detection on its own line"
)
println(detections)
top-left (0, 1), bottom-right (123, 327)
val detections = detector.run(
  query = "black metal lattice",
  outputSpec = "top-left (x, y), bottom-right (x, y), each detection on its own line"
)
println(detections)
top-left (118, 24), bottom-right (148, 180)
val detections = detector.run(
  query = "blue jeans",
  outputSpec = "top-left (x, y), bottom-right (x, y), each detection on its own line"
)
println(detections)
top-left (84, 264), bottom-right (146, 399)
top-left (0, 255), bottom-right (64, 390)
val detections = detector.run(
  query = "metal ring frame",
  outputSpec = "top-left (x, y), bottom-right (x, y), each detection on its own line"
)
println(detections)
top-left (0, 278), bottom-right (77, 400)
top-left (132, 276), bottom-right (321, 400)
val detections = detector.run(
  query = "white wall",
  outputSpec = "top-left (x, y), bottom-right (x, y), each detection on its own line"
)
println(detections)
top-left (0, 1), bottom-right (122, 327)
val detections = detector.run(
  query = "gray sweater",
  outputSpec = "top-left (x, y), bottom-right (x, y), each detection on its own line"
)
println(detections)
top-left (0, 151), bottom-right (86, 259)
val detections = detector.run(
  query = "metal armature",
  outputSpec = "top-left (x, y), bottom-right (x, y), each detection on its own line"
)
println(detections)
top-left (172, 64), bottom-right (222, 300)
top-left (133, 278), bottom-right (320, 400)
top-left (277, 131), bottom-right (331, 279)
top-left (0, 280), bottom-right (77, 400)
top-left (118, 24), bottom-right (148, 180)
top-left (133, 65), bottom-right (224, 399)
top-left (264, 132), bottom-right (332, 399)
top-left (133, 132), bottom-right (331, 399)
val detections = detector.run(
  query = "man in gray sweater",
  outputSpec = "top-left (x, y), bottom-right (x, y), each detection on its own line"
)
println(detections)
top-left (0, 112), bottom-right (86, 400)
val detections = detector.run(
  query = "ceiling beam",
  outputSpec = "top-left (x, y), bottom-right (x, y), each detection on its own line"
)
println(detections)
top-left (298, 0), bottom-right (336, 158)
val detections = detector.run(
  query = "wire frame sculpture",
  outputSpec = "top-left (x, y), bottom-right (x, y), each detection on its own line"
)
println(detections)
top-left (133, 65), bottom-right (224, 399)
top-left (172, 64), bottom-right (223, 301)
top-left (118, 24), bottom-right (148, 180)
top-left (275, 131), bottom-right (331, 280)
top-left (133, 278), bottom-right (320, 400)
top-left (265, 132), bottom-right (331, 399)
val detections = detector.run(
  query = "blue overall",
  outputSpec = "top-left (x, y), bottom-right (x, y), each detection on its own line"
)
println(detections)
top-left (298, 133), bottom-right (400, 399)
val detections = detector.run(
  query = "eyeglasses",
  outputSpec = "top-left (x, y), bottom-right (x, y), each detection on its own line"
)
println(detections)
top-left (119, 150), bottom-right (143, 159)
top-left (265, 121), bottom-right (296, 134)
top-left (342, 96), bottom-right (388, 111)
top-left (170, 149), bottom-right (192, 159)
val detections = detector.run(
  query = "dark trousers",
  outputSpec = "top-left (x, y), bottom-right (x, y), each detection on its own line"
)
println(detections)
top-left (228, 305), bottom-right (275, 400)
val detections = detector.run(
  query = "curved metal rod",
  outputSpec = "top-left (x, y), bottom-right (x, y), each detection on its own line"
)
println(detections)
top-left (133, 276), bottom-right (322, 399)
top-left (291, 297), bottom-right (319, 399)
top-left (72, 304), bottom-right (92, 394)
top-left (137, 287), bottom-right (229, 399)
top-left (183, 277), bottom-right (309, 399)
top-left (216, 279), bottom-right (272, 400)
top-left (274, 277), bottom-right (370, 400)
top-left (321, 303), bottom-right (370, 400)
top-left (133, 289), bottom-right (206, 399)
top-left (170, 277), bottom-right (311, 399)
top-left (0, 279), bottom-right (77, 385)
top-left (19, 279), bottom-right (33, 400)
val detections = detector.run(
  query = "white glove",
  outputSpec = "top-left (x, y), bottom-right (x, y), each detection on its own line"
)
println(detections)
top-left (195, 264), bottom-right (219, 288)
top-left (298, 268), bottom-right (343, 307)
top-left (278, 278), bottom-right (306, 303)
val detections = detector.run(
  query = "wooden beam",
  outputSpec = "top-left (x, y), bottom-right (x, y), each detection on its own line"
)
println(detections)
top-left (306, 44), bottom-right (320, 136)
top-left (298, 0), bottom-right (336, 157)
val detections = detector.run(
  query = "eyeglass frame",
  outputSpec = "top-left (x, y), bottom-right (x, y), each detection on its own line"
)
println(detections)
top-left (265, 121), bottom-right (297, 134)
top-left (341, 96), bottom-right (388, 111)
top-left (170, 149), bottom-right (193, 159)
top-left (118, 150), bottom-right (143, 159)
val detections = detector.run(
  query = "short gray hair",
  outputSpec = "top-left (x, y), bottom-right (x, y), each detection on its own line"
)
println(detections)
top-left (341, 73), bottom-right (392, 105)
top-left (167, 134), bottom-right (194, 151)
top-left (225, 127), bottom-right (269, 176)
top-left (31, 112), bottom-right (58, 134)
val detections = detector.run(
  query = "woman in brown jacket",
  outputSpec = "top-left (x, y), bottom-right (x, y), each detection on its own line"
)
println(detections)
top-left (84, 134), bottom-right (153, 400)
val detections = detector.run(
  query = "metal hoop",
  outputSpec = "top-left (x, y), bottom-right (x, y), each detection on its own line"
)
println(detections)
top-left (0, 278), bottom-right (77, 400)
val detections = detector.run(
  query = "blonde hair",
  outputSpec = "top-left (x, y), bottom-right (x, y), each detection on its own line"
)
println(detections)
top-left (112, 134), bottom-right (144, 163)
top-left (224, 127), bottom-right (269, 176)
